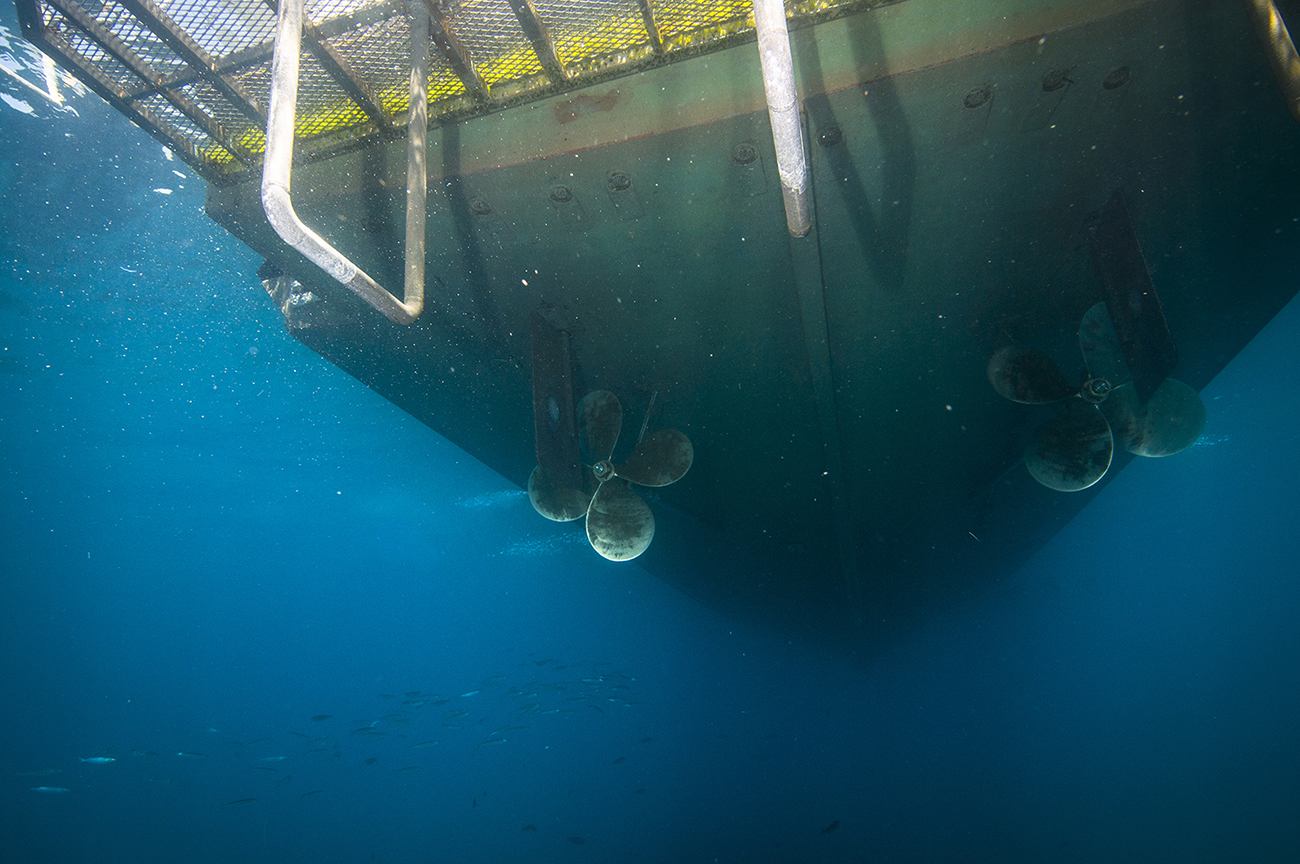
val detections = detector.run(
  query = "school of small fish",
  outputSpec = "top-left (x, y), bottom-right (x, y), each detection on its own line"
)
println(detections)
top-left (11, 652), bottom-right (660, 840)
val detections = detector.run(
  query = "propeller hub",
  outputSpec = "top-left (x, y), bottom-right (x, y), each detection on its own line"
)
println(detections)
top-left (591, 460), bottom-right (615, 482)
top-left (1081, 377), bottom-right (1111, 404)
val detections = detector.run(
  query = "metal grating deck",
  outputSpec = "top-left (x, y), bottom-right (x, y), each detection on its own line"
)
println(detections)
top-left (15, 0), bottom-right (894, 184)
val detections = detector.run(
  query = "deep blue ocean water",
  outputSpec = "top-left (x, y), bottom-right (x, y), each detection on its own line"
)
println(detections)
top-left (3, 10), bottom-right (1300, 862)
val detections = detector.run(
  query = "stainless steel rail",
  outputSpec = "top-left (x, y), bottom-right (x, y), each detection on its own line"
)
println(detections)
top-left (261, 0), bottom-right (428, 324)
top-left (1243, 0), bottom-right (1300, 123)
top-left (753, 0), bottom-right (811, 238)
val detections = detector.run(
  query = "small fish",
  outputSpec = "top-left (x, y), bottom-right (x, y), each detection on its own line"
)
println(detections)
top-left (277, 775), bottom-right (292, 786)
top-left (521, 824), bottom-right (538, 832)
top-left (31, 786), bottom-right (71, 794)
top-left (409, 741), bottom-right (440, 750)
top-left (821, 820), bottom-right (840, 835)
top-left (404, 691), bottom-right (423, 698)
top-left (248, 766), bottom-right (276, 772)
top-left (301, 790), bottom-right (325, 798)
top-left (79, 757), bottom-right (115, 764)
top-left (612, 757), bottom-right (626, 765)
top-left (310, 714), bottom-right (333, 722)
top-left (459, 690), bottom-right (481, 698)
top-left (176, 752), bottom-right (207, 758)
top-left (288, 732), bottom-right (309, 739)
top-left (364, 758), bottom-right (378, 765)
top-left (478, 737), bottom-right (508, 748)
top-left (14, 769), bottom-right (62, 777)
top-left (568, 836), bottom-right (586, 845)
top-left (395, 766), bottom-right (421, 774)
top-left (225, 798), bottom-right (258, 806)
top-left (257, 756), bottom-right (287, 762)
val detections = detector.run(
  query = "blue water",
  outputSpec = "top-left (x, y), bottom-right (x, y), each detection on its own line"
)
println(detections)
top-left (4, 15), bottom-right (1300, 863)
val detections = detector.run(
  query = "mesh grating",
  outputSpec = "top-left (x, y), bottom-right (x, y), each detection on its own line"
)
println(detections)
top-left (327, 13), bottom-right (410, 113)
top-left (92, 0), bottom-right (189, 76)
top-left (21, 0), bottom-right (889, 182)
top-left (306, 0), bottom-right (384, 21)
top-left (292, 45), bottom-right (373, 137)
top-left (138, 89), bottom-right (236, 161)
top-left (427, 63), bottom-right (466, 103)
top-left (157, 0), bottom-right (276, 58)
top-left (229, 54), bottom-right (273, 110)
top-left (445, 0), bottom-right (544, 86)
top-left (56, 15), bottom-right (146, 91)
top-left (184, 75), bottom-right (258, 143)
top-left (655, 0), bottom-right (754, 43)
top-left (535, 0), bottom-right (650, 68)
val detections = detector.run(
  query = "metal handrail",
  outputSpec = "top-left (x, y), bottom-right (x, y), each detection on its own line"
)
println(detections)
top-left (1243, 0), bottom-right (1300, 123)
top-left (261, 0), bottom-right (427, 324)
top-left (753, 0), bottom-right (810, 238)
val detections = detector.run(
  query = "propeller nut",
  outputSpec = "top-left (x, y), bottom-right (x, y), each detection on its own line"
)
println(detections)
top-left (1081, 377), bottom-right (1111, 404)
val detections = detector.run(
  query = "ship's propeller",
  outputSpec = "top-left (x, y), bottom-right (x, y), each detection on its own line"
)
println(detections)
top-left (528, 390), bottom-right (693, 561)
top-left (988, 302), bottom-right (1205, 492)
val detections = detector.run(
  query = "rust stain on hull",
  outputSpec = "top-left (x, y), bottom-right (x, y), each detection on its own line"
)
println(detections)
top-left (555, 89), bottom-right (622, 124)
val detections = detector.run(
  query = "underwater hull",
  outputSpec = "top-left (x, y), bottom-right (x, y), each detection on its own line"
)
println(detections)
top-left (207, 0), bottom-right (1300, 634)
